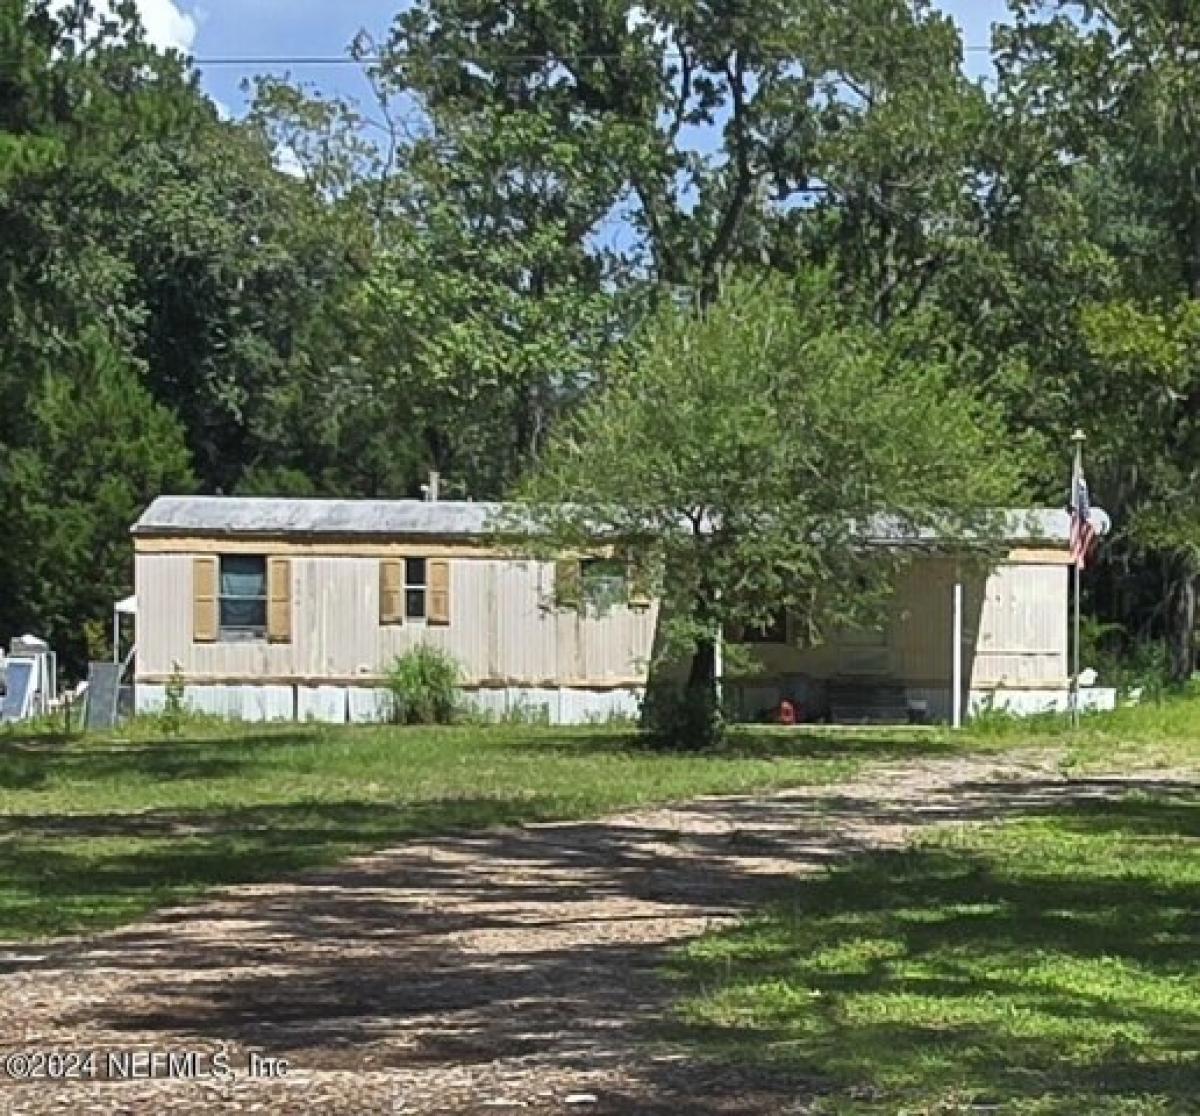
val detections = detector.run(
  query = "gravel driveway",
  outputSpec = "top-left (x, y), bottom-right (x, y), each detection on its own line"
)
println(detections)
top-left (1, 748), bottom-right (1173, 1115)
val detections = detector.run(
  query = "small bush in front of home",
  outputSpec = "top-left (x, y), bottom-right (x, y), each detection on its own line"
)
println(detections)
top-left (385, 646), bottom-right (463, 725)
top-left (159, 663), bottom-right (187, 738)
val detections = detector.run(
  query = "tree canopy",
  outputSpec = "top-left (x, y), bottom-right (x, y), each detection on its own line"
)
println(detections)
top-left (518, 273), bottom-right (1024, 738)
top-left (3, 0), bottom-right (1200, 684)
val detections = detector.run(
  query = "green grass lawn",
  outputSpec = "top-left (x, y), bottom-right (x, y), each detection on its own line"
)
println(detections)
top-left (0, 718), bottom-right (965, 942)
top-left (668, 752), bottom-right (1199, 1113)
top-left (964, 697), bottom-right (1200, 775)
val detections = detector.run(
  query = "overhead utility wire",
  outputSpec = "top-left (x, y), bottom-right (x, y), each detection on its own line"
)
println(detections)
top-left (187, 47), bottom-right (994, 67)
top-left (0, 46), bottom-right (997, 73)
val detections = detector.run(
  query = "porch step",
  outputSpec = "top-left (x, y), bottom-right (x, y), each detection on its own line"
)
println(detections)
top-left (827, 678), bottom-right (910, 725)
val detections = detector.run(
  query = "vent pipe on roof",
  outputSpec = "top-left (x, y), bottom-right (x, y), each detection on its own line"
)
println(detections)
top-left (422, 471), bottom-right (441, 502)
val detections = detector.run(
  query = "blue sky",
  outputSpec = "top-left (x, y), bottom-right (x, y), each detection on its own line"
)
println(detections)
top-left (147, 0), bottom-right (1013, 116)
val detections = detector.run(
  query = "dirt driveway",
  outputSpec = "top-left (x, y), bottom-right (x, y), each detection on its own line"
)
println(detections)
top-left (0, 749), bottom-right (1181, 1115)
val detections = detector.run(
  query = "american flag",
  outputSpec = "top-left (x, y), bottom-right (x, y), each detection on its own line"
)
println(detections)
top-left (1070, 458), bottom-right (1097, 570)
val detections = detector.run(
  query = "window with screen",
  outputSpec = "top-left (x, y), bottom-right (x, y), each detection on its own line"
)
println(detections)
top-left (581, 557), bottom-right (627, 611)
top-left (219, 555), bottom-right (267, 639)
top-left (405, 558), bottom-right (427, 620)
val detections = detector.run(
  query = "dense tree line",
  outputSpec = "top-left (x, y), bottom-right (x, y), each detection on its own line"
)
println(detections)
top-left (2, 0), bottom-right (1197, 680)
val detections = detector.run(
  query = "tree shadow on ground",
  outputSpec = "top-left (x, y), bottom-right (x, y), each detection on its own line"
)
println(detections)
top-left (0, 730), bottom-right (329, 791)
top-left (0, 797), bottom-right (565, 941)
top-left (1, 763), bottom-right (1194, 1112)
top-left (510, 726), bottom-right (965, 764)
top-left (663, 791), bottom-right (1200, 1113)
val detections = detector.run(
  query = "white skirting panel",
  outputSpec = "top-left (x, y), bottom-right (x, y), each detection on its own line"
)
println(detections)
top-left (970, 687), bottom-right (1117, 717)
top-left (347, 688), bottom-right (394, 724)
top-left (134, 681), bottom-right (1117, 726)
top-left (461, 688), bottom-right (510, 720)
top-left (135, 684), bottom-right (296, 721)
top-left (496, 687), bottom-right (562, 723)
top-left (460, 687), bottom-right (643, 724)
top-left (558, 687), bottom-right (642, 724)
top-left (297, 686), bottom-right (349, 723)
top-left (720, 683), bottom-right (1117, 725)
top-left (888, 687), bottom-right (1118, 723)
top-left (135, 684), bottom-right (644, 726)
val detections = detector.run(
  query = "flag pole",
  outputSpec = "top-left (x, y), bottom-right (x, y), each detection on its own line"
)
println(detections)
top-left (1071, 430), bottom-right (1086, 730)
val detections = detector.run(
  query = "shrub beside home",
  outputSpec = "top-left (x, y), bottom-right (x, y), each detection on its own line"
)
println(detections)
top-left (385, 645), bottom-right (464, 725)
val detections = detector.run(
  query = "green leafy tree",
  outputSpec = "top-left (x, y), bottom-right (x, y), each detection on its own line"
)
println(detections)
top-left (519, 274), bottom-right (1025, 745)
top-left (247, 70), bottom-right (622, 498)
top-left (1077, 299), bottom-right (1200, 677)
top-left (0, 2), bottom-right (349, 495)
top-left (788, 1), bottom-right (995, 324)
top-left (244, 0), bottom-right (998, 499)
top-left (381, 0), bottom-right (988, 306)
top-left (112, 121), bottom-right (342, 493)
top-left (0, 330), bottom-right (195, 671)
top-left (996, 2), bottom-right (1200, 679)
top-left (0, 1), bottom-right (276, 665)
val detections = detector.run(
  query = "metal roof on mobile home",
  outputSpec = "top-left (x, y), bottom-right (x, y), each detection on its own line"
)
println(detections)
top-left (133, 497), bottom-right (509, 538)
top-left (132, 496), bottom-right (1110, 545)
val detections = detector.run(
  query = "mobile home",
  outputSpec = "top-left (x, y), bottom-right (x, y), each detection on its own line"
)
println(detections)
top-left (131, 497), bottom-right (1111, 725)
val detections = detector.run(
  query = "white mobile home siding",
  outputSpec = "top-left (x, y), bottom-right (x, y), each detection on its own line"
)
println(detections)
top-left (726, 553), bottom-right (1072, 722)
top-left (971, 563), bottom-right (1069, 687)
top-left (733, 555), bottom-right (1068, 688)
top-left (135, 552), bottom-right (658, 690)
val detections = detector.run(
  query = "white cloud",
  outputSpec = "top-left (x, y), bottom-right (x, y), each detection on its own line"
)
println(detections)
top-left (626, 6), bottom-right (650, 34)
top-left (626, 5), bottom-right (672, 46)
top-left (136, 0), bottom-right (197, 54)
top-left (51, 0), bottom-right (197, 54)
top-left (275, 144), bottom-right (306, 179)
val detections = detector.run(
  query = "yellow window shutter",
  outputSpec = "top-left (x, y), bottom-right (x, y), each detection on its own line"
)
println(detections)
top-left (428, 559), bottom-right (451, 625)
top-left (193, 556), bottom-right (218, 643)
top-left (555, 557), bottom-right (582, 609)
top-left (380, 559), bottom-right (404, 625)
top-left (267, 557), bottom-right (292, 643)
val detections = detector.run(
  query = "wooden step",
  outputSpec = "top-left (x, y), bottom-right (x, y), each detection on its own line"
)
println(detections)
top-left (828, 678), bottom-right (910, 725)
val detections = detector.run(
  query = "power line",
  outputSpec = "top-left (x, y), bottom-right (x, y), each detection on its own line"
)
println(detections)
top-left (188, 47), bottom-right (995, 68)
top-left (197, 57), bottom-right (390, 67)
top-left (0, 47), bottom-right (998, 75)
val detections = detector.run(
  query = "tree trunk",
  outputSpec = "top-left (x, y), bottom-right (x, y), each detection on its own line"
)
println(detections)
top-left (677, 635), bottom-right (720, 748)
top-left (1187, 163), bottom-right (1200, 300)
top-left (686, 636), bottom-right (717, 700)
top-left (873, 178), bottom-right (898, 327)
top-left (1167, 558), bottom-right (1196, 684)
